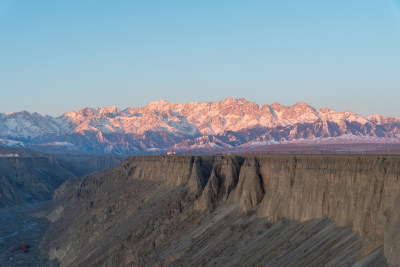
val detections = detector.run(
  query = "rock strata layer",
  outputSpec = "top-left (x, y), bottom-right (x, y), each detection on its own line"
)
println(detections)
top-left (41, 155), bottom-right (400, 266)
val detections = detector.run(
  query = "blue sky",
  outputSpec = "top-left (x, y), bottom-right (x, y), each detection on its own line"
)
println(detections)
top-left (0, 0), bottom-right (399, 117)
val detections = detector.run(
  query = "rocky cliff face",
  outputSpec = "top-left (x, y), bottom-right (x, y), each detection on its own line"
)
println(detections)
top-left (1, 98), bottom-right (400, 154)
top-left (40, 155), bottom-right (400, 266)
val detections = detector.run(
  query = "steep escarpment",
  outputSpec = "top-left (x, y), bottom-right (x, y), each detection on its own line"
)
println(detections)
top-left (41, 155), bottom-right (400, 266)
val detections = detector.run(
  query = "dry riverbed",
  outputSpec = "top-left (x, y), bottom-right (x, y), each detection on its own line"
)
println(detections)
top-left (0, 202), bottom-right (52, 266)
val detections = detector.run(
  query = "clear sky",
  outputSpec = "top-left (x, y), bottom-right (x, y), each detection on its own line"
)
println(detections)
top-left (0, 0), bottom-right (399, 117)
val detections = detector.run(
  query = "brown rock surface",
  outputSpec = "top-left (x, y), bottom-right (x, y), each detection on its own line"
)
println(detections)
top-left (40, 155), bottom-right (400, 266)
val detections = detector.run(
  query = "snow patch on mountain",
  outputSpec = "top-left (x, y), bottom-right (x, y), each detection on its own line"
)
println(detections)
top-left (0, 139), bottom-right (25, 148)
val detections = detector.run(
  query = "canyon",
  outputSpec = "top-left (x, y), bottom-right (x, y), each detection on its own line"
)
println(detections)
top-left (0, 148), bottom-right (125, 266)
top-left (38, 154), bottom-right (400, 266)
top-left (0, 147), bottom-right (125, 208)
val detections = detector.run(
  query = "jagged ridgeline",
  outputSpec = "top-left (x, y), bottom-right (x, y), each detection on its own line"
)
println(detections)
top-left (41, 155), bottom-right (400, 266)
top-left (2, 98), bottom-right (400, 154)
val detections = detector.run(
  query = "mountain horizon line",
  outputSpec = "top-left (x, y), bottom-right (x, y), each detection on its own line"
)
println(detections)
top-left (1, 97), bottom-right (400, 154)
top-left (2, 97), bottom-right (398, 119)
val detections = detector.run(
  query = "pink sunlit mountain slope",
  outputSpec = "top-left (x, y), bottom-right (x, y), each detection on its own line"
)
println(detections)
top-left (1, 98), bottom-right (399, 154)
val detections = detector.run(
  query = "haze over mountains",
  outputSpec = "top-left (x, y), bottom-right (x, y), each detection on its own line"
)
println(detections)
top-left (1, 97), bottom-right (399, 154)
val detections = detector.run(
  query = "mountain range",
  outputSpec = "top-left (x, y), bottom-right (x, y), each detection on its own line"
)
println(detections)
top-left (1, 97), bottom-right (399, 154)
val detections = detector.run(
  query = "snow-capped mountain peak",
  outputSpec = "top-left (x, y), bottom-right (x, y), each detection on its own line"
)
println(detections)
top-left (1, 98), bottom-right (399, 154)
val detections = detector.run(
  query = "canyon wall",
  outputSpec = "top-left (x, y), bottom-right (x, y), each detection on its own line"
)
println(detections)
top-left (42, 155), bottom-right (400, 266)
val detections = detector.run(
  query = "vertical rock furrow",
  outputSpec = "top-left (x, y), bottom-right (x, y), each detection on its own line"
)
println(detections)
top-left (228, 157), bottom-right (264, 214)
top-left (384, 194), bottom-right (400, 264)
top-left (196, 169), bottom-right (220, 212)
top-left (188, 159), bottom-right (204, 198)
